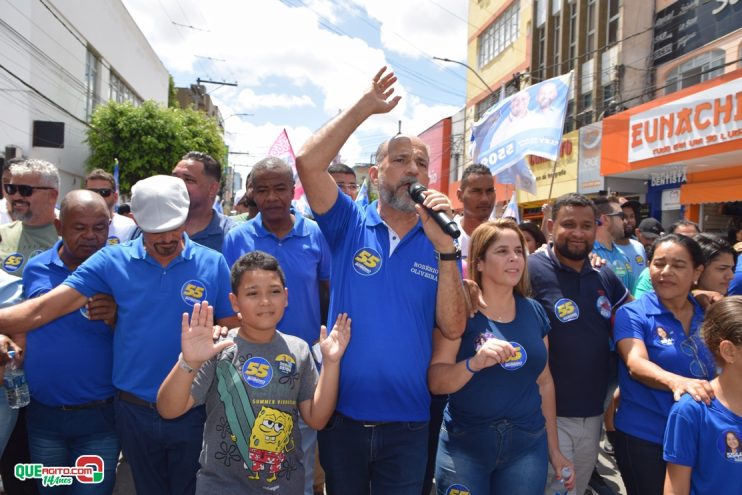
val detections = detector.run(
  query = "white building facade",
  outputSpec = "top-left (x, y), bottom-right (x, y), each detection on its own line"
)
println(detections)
top-left (0, 0), bottom-right (168, 195)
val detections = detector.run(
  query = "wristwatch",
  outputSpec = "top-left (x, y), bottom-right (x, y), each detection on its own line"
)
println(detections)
top-left (436, 248), bottom-right (462, 261)
top-left (178, 353), bottom-right (196, 373)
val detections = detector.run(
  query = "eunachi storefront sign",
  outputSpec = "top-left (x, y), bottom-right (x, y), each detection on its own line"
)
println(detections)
top-left (628, 76), bottom-right (742, 162)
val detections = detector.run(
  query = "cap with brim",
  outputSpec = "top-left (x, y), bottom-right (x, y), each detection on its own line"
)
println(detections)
top-left (131, 175), bottom-right (190, 233)
top-left (638, 218), bottom-right (663, 239)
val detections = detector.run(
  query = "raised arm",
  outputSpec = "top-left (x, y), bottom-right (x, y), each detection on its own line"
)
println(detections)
top-left (157, 301), bottom-right (234, 419)
top-left (299, 313), bottom-right (351, 429)
top-left (418, 192), bottom-right (467, 339)
top-left (0, 284), bottom-right (86, 335)
top-left (295, 67), bottom-right (401, 215)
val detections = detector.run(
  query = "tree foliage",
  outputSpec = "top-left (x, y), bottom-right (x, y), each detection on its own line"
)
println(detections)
top-left (86, 100), bottom-right (226, 193)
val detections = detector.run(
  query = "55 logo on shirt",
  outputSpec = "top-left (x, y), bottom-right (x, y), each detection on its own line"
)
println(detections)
top-left (353, 248), bottom-right (382, 276)
top-left (180, 280), bottom-right (207, 306)
top-left (2, 253), bottom-right (24, 273)
top-left (554, 298), bottom-right (579, 322)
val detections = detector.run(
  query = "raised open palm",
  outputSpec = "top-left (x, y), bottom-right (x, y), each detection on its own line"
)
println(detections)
top-left (364, 67), bottom-right (402, 115)
top-left (319, 313), bottom-right (351, 364)
top-left (181, 301), bottom-right (234, 366)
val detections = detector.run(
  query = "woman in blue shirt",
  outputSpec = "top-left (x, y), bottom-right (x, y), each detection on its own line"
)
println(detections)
top-left (663, 296), bottom-right (742, 494)
top-left (613, 234), bottom-right (716, 495)
top-left (430, 219), bottom-right (573, 495)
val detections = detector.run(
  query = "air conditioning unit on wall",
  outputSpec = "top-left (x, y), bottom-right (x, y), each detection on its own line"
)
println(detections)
top-left (4, 145), bottom-right (23, 160)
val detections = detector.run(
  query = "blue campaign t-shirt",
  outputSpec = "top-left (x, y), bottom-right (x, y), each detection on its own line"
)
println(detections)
top-left (729, 256), bottom-right (742, 296)
top-left (191, 209), bottom-right (235, 253)
top-left (616, 239), bottom-right (646, 294)
top-left (593, 240), bottom-right (636, 293)
top-left (222, 213), bottom-right (331, 346)
top-left (447, 296), bottom-right (550, 430)
top-left (23, 241), bottom-right (115, 406)
top-left (528, 246), bottom-right (628, 418)
top-left (664, 394), bottom-right (742, 494)
top-left (313, 192), bottom-right (442, 421)
top-left (614, 292), bottom-right (714, 445)
top-left (63, 234), bottom-right (235, 402)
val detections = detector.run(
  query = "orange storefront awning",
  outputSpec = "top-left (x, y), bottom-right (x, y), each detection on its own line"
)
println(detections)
top-left (681, 176), bottom-right (742, 204)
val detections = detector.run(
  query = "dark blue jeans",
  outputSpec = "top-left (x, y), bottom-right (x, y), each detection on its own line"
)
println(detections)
top-left (114, 396), bottom-right (205, 495)
top-left (435, 418), bottom-right (548, 495)
top-left (614, 429), bottom-right (665, 495)
top-left (318, 413), bottom-right (429, 495)
top-left (27, 400), bottom-right (119, 495)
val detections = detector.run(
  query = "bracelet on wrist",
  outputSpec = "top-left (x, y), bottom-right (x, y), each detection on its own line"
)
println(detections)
top-left (465, 358), bottom-right (478, 374)
top-left (178, 353), bottom-right (196, 374)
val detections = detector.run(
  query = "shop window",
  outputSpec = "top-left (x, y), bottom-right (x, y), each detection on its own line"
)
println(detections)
top-left (665, 50), bottom-right (725, 95)
top-left (477, 2), bottom-right (520, 68)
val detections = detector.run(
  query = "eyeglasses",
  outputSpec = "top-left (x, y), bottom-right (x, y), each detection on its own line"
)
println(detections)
top-left (87, 188), bottom-right (113, 198)
top-left (604, 211), bottom-right (626, 220)
top-left (336, 182), bottom-right (360, 192)
top-left (3, 184), bottom-right (55, 197)
top-left (680, 335), bottom-right (711, 379)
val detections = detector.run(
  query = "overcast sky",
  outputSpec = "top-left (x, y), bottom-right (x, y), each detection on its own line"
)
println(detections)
top-left (122, 0), bottom-right (473, 177)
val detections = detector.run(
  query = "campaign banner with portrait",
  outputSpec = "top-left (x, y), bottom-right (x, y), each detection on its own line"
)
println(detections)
top-left (471, 73), bottom-right (572, 192)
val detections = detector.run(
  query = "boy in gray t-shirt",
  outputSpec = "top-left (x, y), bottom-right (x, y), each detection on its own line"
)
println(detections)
top-left (157, 251), bottom-right (350, 495)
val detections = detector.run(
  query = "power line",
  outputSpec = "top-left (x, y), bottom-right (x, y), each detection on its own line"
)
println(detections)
top-left (0, 62), bottom-right (90, 128)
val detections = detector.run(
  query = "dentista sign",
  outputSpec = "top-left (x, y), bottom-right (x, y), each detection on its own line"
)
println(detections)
top-left (628, 77), bottom-right (742, 162)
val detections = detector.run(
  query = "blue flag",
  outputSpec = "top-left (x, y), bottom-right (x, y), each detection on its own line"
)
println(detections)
top-left (355, 178), bottom-right (368, 208)
top-left (113, 159), bottom-right (120, 194)
top-left (502, 191), bottom-right (520, 223)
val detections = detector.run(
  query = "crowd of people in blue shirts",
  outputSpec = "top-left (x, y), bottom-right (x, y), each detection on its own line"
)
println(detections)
top-left (0, 67), bottom-right (740, 495)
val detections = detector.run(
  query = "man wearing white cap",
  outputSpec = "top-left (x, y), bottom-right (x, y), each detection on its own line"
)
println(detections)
top-left (0, 175), bottom-right (238, 494)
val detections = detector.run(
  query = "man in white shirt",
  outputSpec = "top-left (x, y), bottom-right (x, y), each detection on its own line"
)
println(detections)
top-left (454, 164), bottom-right (495, 272)
top-left (85, 169), bottom-right (137, 245)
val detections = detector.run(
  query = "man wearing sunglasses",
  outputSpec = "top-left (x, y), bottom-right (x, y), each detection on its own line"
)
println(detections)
top-left (85, 169), bottom-right (137, 245)
top-left (593, 196), bottom-right (636, 293)
top-left (0, 159), bottom-right (59, 278)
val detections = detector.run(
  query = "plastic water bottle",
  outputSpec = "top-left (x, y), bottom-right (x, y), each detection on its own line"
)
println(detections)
top-left (4, 350), bottom-right (30, 409)
top-left (555, 466), bottom-right (573, 495)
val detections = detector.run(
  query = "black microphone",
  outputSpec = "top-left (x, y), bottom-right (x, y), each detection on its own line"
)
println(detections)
top-left (408, 182), bottom-right (461, 239)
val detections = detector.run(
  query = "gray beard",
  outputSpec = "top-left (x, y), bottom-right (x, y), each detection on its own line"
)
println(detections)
top-left (378, 178), bottom-right (417, 213)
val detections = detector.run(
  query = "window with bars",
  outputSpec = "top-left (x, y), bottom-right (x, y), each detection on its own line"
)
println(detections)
top-left (477, 2), bottom-right (520, 68)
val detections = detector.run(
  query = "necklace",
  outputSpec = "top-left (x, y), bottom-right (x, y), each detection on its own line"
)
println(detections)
top-left (485, 297), bottom-right (516, 323)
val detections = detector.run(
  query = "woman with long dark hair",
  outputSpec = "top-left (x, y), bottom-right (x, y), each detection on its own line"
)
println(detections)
top-left (613, 234), bottom-right (716, 494)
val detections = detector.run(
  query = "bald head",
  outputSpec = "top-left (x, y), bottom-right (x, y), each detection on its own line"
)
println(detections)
top-left (60, 190), bottom-right (110, 223)
top-left (57, 190), bottom-right (111, 267)
top-left (375, 134), bottom-right (429, 165)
